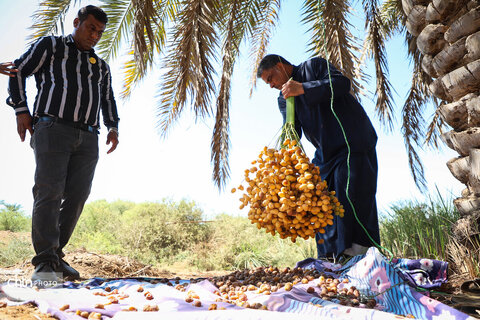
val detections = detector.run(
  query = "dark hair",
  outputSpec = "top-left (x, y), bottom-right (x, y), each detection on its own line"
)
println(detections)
top-left (78, 5), bottom-right (108, 25)
top-left (256, 54), bottom-right (291, 78)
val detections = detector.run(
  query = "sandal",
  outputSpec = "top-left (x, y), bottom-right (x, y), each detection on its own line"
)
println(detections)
top-left (450, 294), bottom-right (480, 318)
top-left (461, 279), bottom-right (480, 296)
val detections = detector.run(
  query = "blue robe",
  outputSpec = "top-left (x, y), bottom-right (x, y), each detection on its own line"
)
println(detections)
top-left (277, 57), bottom-right (380, 257)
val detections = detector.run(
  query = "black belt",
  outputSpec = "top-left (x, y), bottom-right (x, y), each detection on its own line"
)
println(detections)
top-left (34, 116), bottom-right (99, 134)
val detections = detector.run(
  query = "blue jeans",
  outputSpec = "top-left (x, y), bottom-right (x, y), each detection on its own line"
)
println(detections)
top-left (30, 119), bottom-right (98, 266)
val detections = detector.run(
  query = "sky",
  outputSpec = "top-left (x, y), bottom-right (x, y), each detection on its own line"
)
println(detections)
top-left (0, 0), bottom-right (464, 220)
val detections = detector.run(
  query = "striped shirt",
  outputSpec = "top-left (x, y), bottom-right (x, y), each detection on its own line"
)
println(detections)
top-left (7, 34), bottom-right (119, 129)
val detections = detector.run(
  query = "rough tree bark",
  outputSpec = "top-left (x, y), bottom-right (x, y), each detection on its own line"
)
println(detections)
top-left (402, 0), bottom-right (480, 274)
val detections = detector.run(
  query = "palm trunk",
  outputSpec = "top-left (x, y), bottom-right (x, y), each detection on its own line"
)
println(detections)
top-left (403, 0), bottom-right (480, 276)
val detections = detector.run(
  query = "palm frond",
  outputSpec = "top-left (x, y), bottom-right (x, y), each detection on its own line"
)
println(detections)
top-left (95, 0), bottom-right (134, 62)
top-left (362, 0), bottom-right (395, 129)
top-left (212, 0), bottom-right (252, 189)
top-left (402, 94), bottom-right (427, 192)
top-left (120, 50), bottom-right (137, 99)
top-left (379, 0), bottom-right (405, 37)
top-left (120, 43), bottom-right (157, 99)
top-left (302, 0), bottom-right (365, 100)
top-left (247, 0), bottom-right (281, 96)
top-left (120, 1), bottom-right (177, 98)
top-left (131, 0), bottom-right (160, 76)
top-left (401, 34), bottom-right (433, 192)
top-left (212, 72), bottom-right (232, 189)
top-left (157, 0), bottom-right (219, 137)
top-left (28, 0), bottom-right (79, 43)
top-left (212, 0), bottom-right (279, 188)
top-left (425, 112), bottom-right (445, 149)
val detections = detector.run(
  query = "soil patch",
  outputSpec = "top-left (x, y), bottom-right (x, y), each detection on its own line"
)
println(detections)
top-left (0, 302), bottom-right (56, 320)
top-left (0, 246), bottom-right (228, 320)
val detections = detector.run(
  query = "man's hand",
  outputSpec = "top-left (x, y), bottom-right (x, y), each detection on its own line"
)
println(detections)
top-left (16, 114), bottom-right (33, 142)
top-left (106, 130), bottom-right (119, 154)
top-left (0, 62), bottom-right (18, 77)
top-left (281, 79), bottom-right (304, 99)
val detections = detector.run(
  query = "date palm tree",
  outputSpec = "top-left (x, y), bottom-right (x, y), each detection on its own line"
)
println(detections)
top-left (29, 0), bottom-right (402, 189)
top-left (400, 0), bottom-right (480, 277)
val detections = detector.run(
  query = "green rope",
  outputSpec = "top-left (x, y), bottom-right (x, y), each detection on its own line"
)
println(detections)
top-left (317, 3), bottom-right (393, 261)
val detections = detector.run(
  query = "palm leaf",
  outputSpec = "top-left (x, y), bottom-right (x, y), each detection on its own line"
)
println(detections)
top-left (401, 34), bottom-right (432, 192)
top-left (425, 112), bottom-right (445, 149)
top-left (121, 1), bottom-right (177, 98)
top-left (121, 44), bottom-right (157, 99)
top-left (379, 0), bottom-right (405, 37)
top-left (95, 0), bottom-right (134, 62)
top-left (302, 0), bottom-right (365, 100)
top-left (28, 0), bottom-right (79, 43)
top-left (157, 0), bottom-right (219, 137)
top-left (131, 0), bottom-right (160, 76)
top-left (362, 0), bottom-right (395, 129)
top-left (120, 50), bottom-right (138, 99)
top-left (211, 0), bottom-right (249, 189)
top-left (212, 0), bottom-right (272, 188)
top-left (212, 64), bottom-right (232, 189)
top-left (247, 0), bottom-right (281, 96)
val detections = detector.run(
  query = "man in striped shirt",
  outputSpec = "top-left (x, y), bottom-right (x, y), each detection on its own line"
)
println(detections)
top-left (6, 5), bottom-right (119, 284)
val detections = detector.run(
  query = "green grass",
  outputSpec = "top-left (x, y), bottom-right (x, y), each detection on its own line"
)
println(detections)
top-left (379, 193), bottom-right (461, 261)
top-left (0, 240), bottom-right (33, 266)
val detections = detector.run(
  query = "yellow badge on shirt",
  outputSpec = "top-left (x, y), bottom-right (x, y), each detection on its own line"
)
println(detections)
top-left (89, 57), bottom-right (96, 64)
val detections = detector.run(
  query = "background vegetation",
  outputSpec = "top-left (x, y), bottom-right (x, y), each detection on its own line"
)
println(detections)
top-left (68, 199), bottom-right (316, 271)
top-left (0, 197), bottom-right (477, 278)
top-left (0, 201), bottom-right (30, 232)
top-left (0, 201), bottom-right (32, 266)
top-left (379, 194), bottom-right (461, 261)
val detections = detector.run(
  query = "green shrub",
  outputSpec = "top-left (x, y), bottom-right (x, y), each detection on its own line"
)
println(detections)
top-left (70, 200), bottom-right (316, 271)
top-left (70, 199), bottom-right (211, 265)
top-left (68, 199), bottom-right (129, 254)
top-left (117, 200), bottom-right (211, 264)
top-left (184, 214), bottom-right (316, 271)
top-left (0, 201), bottom-right (30, 232)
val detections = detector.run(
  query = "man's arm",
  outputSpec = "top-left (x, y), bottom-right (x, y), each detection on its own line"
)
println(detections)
top-left (8, 37), bottom-right (53, 115)
top-left (0, 62), bottom-right (17, 77)
top-left (283, 57), bottom-right (351, 106)
top-left (101, 63), bottom-right (120, 154)
top-left (7, 37), bottom-right (53, 141)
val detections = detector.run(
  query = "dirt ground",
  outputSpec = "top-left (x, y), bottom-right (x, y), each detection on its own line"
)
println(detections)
top-left (0, 248), bottom-right (229, 319)
top-left (0, 231), bottom-right (229, 319)
top-left (0, 231), bottom-right (479, 319)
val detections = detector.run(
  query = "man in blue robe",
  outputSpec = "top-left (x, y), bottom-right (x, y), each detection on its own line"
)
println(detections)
top-left (257, 54), bottom-right (380, 260)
